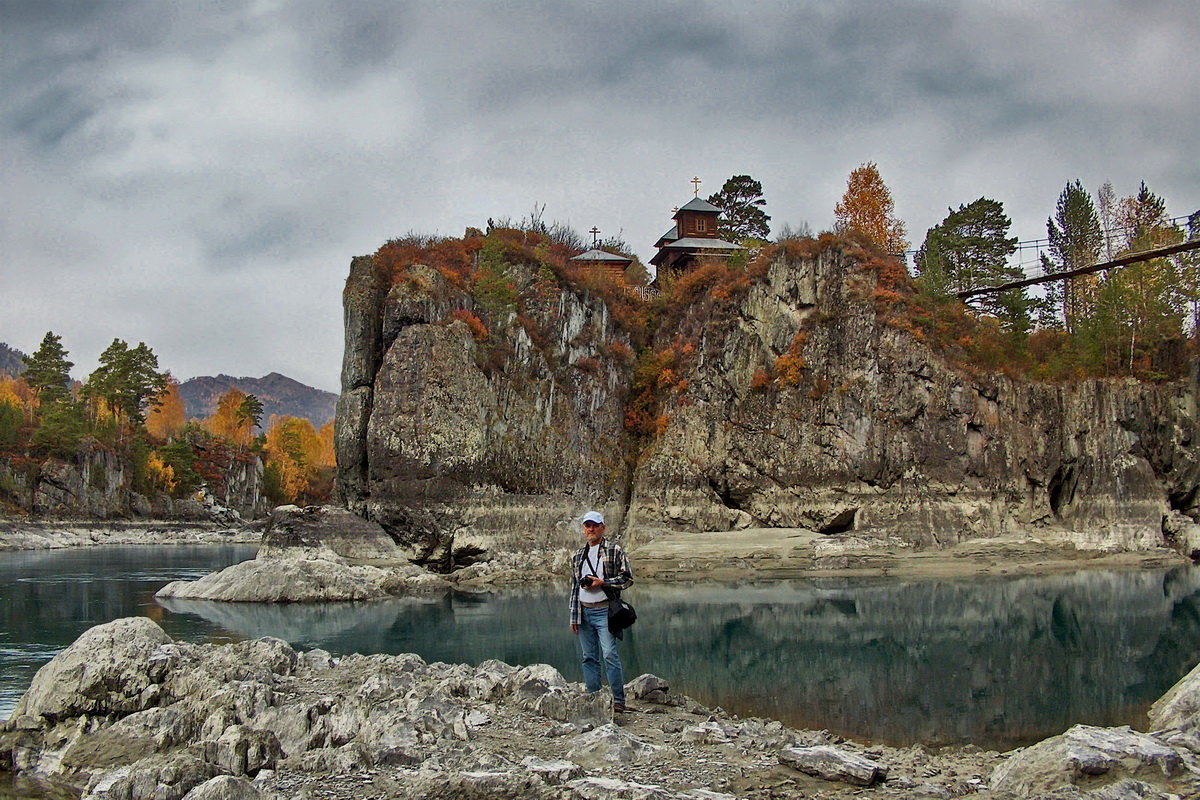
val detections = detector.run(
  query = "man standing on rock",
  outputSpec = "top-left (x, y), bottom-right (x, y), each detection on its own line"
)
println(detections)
top-left (569, 510), bottom-right (634, 712)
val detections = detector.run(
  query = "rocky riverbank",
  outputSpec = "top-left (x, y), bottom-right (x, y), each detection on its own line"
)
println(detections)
top-left (2, 616), bottom-right (1199, 800)
top-left (0, 518), bottom-right (259, 551)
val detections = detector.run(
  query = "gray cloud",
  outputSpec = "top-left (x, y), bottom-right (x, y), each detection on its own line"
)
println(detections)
top-left (3, 0), bottom-right (1196, 392)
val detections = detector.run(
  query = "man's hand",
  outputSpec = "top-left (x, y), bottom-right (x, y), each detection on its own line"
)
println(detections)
top-left (571, 624), bottom-right (579, 634)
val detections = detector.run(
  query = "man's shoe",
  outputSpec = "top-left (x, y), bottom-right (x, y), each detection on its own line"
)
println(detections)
top-left (613, 703), bottom-right (627, 713)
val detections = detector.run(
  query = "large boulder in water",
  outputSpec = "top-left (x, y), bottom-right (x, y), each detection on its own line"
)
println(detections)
top-left (155, 556), bottom-right (396, 602)
top-left (14, 617), bottom-right (172, 721)
top-left (257, 505), bottom-right (408, 562)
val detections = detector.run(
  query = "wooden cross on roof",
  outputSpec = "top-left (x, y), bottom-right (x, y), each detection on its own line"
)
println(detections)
top-left (589, 227), bottom-right (600, 247)
top-left (691, 176), bottom-right (702, 196)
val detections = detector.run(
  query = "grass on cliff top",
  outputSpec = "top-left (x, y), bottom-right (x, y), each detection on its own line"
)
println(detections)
top-left (372, 228), bottom-right (1196, 401)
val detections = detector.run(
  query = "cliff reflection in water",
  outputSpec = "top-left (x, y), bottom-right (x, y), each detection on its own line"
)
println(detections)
top-left (161, 565), bottom-right (1200, 749)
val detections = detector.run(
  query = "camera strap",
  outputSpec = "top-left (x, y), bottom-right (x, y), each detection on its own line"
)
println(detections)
top-left (582, 544), bottom-right (601, 578)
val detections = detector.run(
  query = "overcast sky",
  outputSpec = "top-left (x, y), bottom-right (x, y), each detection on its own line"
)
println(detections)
top-left (3, 1), bottom-right (1197, 393)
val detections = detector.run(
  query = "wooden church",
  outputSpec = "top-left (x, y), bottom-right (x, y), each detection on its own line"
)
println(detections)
top-left (649, 193), bottom-right (741, 283)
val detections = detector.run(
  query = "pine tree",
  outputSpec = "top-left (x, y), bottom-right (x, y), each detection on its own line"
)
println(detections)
top-left (707, 175), bottom-right (770, 241)
top-left (1044, 181), bottom-right (1103, 333)
top-left (915, 198), bottom-right (1028, 335)
top-left (22, 332), bottom-right (74, 405)
top-left (83, 340), bottom-right (169, 428)
top-left (834, 162), bottom-right (908, 253)
top-left (916, 198), bottom-right (1019, 296)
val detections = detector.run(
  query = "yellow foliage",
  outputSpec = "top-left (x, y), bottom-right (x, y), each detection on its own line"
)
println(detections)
top-left (146, 380), bottom-right (187, 440)
top-left (834, 162), bottom-right (909, 253)
top-left (206, 388), bottom-right (254, 446)
top-left (264, 415), bottom-right (328, 502)
top-left (145, 451), bottom-right (177, 492)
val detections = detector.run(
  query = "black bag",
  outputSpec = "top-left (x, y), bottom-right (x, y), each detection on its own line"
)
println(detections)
top-left (603, 585), bottom-right (637, 635)
top-left (609, 598), bottom-right (637, 632)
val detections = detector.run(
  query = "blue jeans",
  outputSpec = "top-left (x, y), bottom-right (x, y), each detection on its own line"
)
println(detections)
top-left (578, 605), bottom-right (625, 704)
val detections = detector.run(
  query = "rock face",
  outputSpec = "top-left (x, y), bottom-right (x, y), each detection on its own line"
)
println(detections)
top-left (4, 619), bottom-right (1199, 800)
top-left (336, 257), bottom-right (633, 569)
top-left (0, 444), bottom-right (271, 522)
top-left (336, 239), bottom-right (1199, 562)
top-left (627, 248), bottom-right (1199, 552)
top-left (256, 505), bottom-right (407, 562)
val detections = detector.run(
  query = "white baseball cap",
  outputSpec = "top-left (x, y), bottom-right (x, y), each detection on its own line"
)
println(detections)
top-left (582, 511), bottom-right (605, 525)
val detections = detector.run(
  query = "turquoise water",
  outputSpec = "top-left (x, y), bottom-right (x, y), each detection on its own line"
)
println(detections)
top-left (3, 545), bottom-right (1200, 749)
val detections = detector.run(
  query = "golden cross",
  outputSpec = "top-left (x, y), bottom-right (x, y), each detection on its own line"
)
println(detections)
top-left (589, 227), bottom-right (600, 247)
top-left (691, 176), bottom-right (702, 196)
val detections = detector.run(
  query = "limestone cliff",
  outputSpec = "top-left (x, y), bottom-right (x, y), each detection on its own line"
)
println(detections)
top-left (0, 444), bottom-right (270, 522)
top-left (628, 243), bottom-right (1199, 551)
top-left (336, 235), bottom-right (1199, 565)
top-left (336, 250), bottom-right (634, 568)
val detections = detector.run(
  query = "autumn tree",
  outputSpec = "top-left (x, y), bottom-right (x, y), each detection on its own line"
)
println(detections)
top-left (22, 332), bottom-right (74, 405)
top-left (1042, 181), bottom-right (1103, 332)
top-left (263, 415), bottom-right (332, 503)
top-left (146, 379), bottom-right (187, 440)
top-left (205, 388), bottom-right (263, 447)
top-left (82, 340), bottom-right (169, 428)
top-left (834, 162), bottom-right (908, 253)
top-left (707, 174), bottom-right (770, 241)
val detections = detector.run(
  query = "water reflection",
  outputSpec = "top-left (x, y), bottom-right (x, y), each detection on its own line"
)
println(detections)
top-left (0, 545), bottom-right (258, 717)
top-left (3, 544), bottom-right (1200, 749)
top-left (162, 567), bottom-right (1200, 749)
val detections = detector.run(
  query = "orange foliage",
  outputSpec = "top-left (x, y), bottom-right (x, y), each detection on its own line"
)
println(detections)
top-left (834, 162), bottom-right (908, 253)
top-left (144, 451), bottom-right (177, 492)
top-left (450, 309), bottom-right (490, 342)
top-left (146, 380), bottom-right (187, 441)
top-left (0, 377), bottom-right (34, 417)
top-left (264, 415), bottom-right (332, 503)
top-left (205, 388), bottom-right (254, 447)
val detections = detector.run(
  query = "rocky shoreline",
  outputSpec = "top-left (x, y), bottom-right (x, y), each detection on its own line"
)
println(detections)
top-left (0, 518), bottom-right (260, 551)
top-left (2, 616), bottom-right (1199, 800)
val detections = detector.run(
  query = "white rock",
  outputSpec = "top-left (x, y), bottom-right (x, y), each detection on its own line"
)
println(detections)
top-left (180, 775), bottom-right (263, 800)
top-left (568, 724), bottom-right (662, 767)
top-left (991, 724), bottom-right (1185, 795)
top-left (15, 617), bottom-right (172, 720)
top-left (521, 755), bottom-right (585, 784)
top-left (778, 744), bottom-right (888, 786)
top-left (1149, 661), bottom-right (1200, 734)
top-left (565, 776), bottom-right (672, 799)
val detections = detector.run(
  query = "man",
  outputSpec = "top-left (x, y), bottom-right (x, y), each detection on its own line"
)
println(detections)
top-left (569, 510), bottom-right (634, 712)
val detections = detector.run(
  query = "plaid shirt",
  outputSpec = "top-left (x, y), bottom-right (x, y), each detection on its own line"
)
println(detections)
top-left (568, 538), bottom-right (633, 626)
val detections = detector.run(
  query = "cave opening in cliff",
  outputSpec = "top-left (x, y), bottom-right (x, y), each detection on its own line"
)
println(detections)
top-left (1048, 463), bottom-right (1079, 520)
top-left (820, 507), bottom-right (858, 534)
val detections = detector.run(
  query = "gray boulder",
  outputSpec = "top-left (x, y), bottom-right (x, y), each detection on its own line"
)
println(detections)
top-left (778, 744), bottom-right (888, 786)
top-left (990, 724), bottom-right (1185, 796)
top-left (568, 724), bottom-right (662, 767)
top-left (15, 617), bottom-right (172, 721)
top-left (180, 775), bottom-right (263, 800)
top-left (1148, 660), bottom-right (1200, 735)
top-left (257, 505), bottom-right (407, 561)
top-left (626, 674), bottom-right (671, 704)
top-left (155, 556), bottom-right (392, 602)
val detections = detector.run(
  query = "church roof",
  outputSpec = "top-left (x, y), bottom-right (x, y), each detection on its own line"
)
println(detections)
top-left (674, 197), bottom-right (723, 215)
top-left (654, 225), bottom-right (679, 247)
top-left (571, 249), bottom-right (633, 263)
top-left (660, 237), bottom-right (741, 251)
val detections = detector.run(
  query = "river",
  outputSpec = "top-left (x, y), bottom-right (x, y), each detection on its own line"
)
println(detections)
top-left (2, 544), bottom-right (1199, 750)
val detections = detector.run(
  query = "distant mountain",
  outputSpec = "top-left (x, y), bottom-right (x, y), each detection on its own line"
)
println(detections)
top-left (178, 372), bottom-right (338, 429)
top-left (0, 343), bottom-right (27, 378)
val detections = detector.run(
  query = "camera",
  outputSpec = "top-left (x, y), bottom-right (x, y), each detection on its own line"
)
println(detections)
top-left (579, 575), bottom-right (596, 588)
